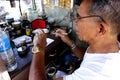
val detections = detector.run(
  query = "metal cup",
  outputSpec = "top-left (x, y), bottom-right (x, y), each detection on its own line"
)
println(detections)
top-left (46, 66), bottom-right (56, 77)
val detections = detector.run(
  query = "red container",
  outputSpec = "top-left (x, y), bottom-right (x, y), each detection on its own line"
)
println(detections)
top-left (31, 19), bottom-right (46, 30)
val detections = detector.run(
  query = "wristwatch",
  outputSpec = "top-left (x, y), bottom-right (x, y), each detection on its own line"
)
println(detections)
top-left (32, 46), bottom-right (40, 53)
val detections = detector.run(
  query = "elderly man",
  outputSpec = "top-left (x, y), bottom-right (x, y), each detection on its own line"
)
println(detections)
top-left (29, 0), bottom-right (120, 80)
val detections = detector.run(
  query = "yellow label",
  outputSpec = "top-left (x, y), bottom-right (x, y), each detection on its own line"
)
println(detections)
top-left (26, 29), bottom-right (31, 35)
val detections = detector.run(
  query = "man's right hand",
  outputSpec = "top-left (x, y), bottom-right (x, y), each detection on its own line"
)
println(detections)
top-left (55, 29), bottom-right (73, 46)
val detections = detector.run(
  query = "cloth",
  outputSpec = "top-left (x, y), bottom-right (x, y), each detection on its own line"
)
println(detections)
top-left (63, 43), bottom-right (120, 80)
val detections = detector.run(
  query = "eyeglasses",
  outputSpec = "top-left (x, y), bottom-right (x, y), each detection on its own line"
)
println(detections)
top-left (73, 13), bottom-right (105, 22)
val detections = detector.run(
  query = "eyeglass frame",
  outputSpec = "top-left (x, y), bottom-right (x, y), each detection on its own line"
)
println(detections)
top-left (73, 13), bottom-right (105, 22)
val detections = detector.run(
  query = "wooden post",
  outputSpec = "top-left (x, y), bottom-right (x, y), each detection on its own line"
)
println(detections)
top-left (0, 58), bottom-right (11, 80)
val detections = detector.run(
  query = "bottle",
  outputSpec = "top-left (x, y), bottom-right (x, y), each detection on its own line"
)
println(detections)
top-left (26, 25), bottom-right (31, 36)
top-left (21, 20), bottom-right (30, 35)
top-left (0, 30), bottom-right (17, 72)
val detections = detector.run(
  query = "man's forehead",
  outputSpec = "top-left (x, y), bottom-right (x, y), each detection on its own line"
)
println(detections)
top-left (78, 1), bottom-right (93, 14)
top-left (80, 0), bottom-right (93, 9)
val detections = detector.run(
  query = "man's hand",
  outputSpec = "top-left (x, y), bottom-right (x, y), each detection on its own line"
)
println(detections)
top-left (33, 30), bottom-right (47, 51)
top-left (55, 29), bottom-right (73, 46)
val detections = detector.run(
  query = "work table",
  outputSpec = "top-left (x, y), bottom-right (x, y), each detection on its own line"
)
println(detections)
top-left (9, 34), bottom-right (69, 80)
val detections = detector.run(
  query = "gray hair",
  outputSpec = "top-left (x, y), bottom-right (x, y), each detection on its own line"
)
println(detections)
top-left (89, 0), bottom-right (120, 34)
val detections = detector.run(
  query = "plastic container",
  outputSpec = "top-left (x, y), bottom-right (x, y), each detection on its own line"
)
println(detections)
top-left (12, 21), bottom-right (22, 36)
top-left (0, 30), bottom-right (17, 72)
top-left (27, 8), bottom-right (38, 22)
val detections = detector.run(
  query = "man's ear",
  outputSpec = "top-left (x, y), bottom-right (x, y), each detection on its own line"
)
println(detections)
top-left (97, 22), bottom-right (109, 36)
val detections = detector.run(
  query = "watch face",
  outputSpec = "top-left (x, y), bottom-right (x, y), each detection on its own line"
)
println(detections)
top-left (32, 46), bottom-right (40, 53)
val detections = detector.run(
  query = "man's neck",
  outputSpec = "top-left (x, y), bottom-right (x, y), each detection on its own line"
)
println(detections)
top-left (88, 38), bottom-right (119, 53)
